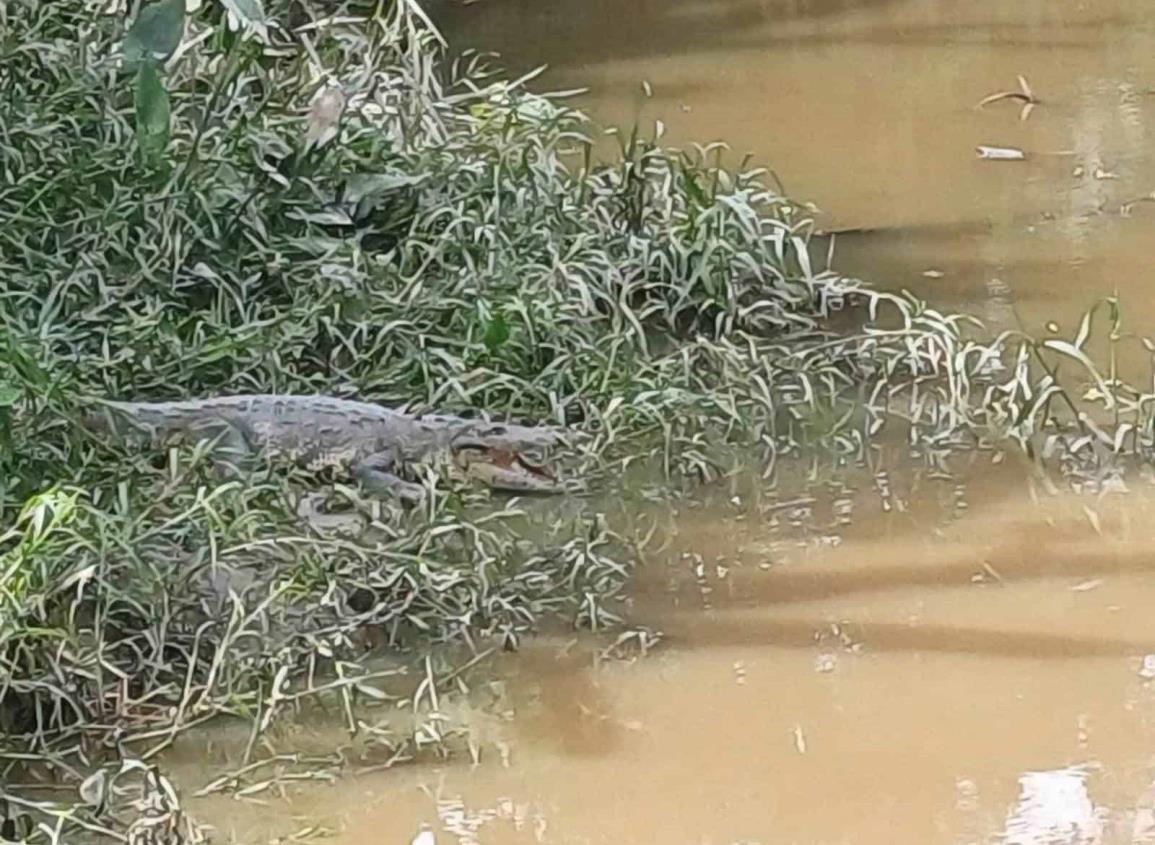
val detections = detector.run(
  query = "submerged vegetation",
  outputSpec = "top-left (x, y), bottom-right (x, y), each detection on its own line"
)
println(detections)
top-left (2, 0), bottom-right (1155, 839)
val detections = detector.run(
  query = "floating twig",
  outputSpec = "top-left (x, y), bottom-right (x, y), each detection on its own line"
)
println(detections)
top-left (978, 75), bottom-right (1040, 121)
top-left (976, 145), bottom-right (1026, 161)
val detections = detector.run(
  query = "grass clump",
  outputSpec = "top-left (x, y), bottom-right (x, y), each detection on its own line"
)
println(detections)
top-left (4, 0), bottom-right (1155, 840)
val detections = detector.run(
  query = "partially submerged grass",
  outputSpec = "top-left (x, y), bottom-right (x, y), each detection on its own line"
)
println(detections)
top-left (3, 0), bottom-right (1155, 840)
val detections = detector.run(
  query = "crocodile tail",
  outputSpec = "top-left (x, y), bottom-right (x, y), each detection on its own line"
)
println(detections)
top-left (78, 399), bottom-right (176, 439)
top-left (79, 400), bottom-right (138, 435)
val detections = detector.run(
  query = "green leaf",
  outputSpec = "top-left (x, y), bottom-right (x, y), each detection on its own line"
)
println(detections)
top-left (0, 385), bottom-right (20, 408)
top-left (219, 0), bottom-right (268, 33)
top-left (679, 159), bottom-right (708, 211)
top-left (135, 58), bottom-right (171, 163)
top-left (123, 0), bottom-right (186, 65)
top-left (482, 313), bottom-right (510, 353)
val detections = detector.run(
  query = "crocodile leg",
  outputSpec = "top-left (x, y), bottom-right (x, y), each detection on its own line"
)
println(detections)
top-left (353, 449), bottom-right (426, 504)
top-left (185, 419), bottom-right (256, 478)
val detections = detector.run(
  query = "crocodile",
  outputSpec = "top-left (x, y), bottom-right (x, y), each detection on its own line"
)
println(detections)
top-left (81, 394), bottom-right (571, 502)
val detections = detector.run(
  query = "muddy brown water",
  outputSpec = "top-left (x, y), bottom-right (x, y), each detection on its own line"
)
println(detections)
top-left (177, 2), bottom-right (1155, 843)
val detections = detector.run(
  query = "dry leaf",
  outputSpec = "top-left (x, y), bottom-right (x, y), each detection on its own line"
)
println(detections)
top-left (304, 83), bottom-right (346, 152)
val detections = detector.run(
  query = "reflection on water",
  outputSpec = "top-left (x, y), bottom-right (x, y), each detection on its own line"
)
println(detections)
top-left (174, 1), bottom-right (1155, 843)
top-left (998, 766), bottom-right (1105, 845)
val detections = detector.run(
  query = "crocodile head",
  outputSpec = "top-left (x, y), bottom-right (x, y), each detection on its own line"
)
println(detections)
top-left (450, 441), bottom-right (567, 494)
top-left (441, 420), bottom-right (570, 494)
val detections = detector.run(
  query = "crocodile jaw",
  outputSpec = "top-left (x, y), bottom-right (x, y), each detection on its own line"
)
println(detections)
top-left (466, 463), bottom-right (567, 494)
top-left (452, 448), bottom-right (566, 494)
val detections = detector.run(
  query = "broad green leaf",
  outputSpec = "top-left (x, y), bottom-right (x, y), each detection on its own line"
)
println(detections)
top-left (123, 0), bottom-right (185, 65)
top-left (482, 313), bottom-right (510, 353)
top-left (0, 384), bottom-right (20, 407)
top-left (135, 58), bottom-right (171, 163)
top-left (344, 173), bottom-right (427, 198)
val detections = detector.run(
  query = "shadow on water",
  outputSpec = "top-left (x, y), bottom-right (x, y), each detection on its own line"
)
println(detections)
top-left (644, 539), bottom-right (1155, 609)
top-left (692, 20), bottom-right (1132, 55)
top-left (651, 614), bottom-right (1155, 658)
top-left (625, 482), bottom-right (1155, 661)
top-left (494, 646), bottom-right (625, 757)
top-left (429, 0), bottom-right (908, 71)
top-left (431, 0), bottom-right (1133, 77)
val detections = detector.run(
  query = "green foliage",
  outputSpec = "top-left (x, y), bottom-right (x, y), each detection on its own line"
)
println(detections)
top-left (220, 0), bottom-right (268, 29)
top-left (482, 311), bottom-right (511, 353)
top-left (123, 0), bottom-right (186, 66)
top-left (134, 57), bottom-right (172, 164)
top-left (1, 0), bottom-right (881, 472)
